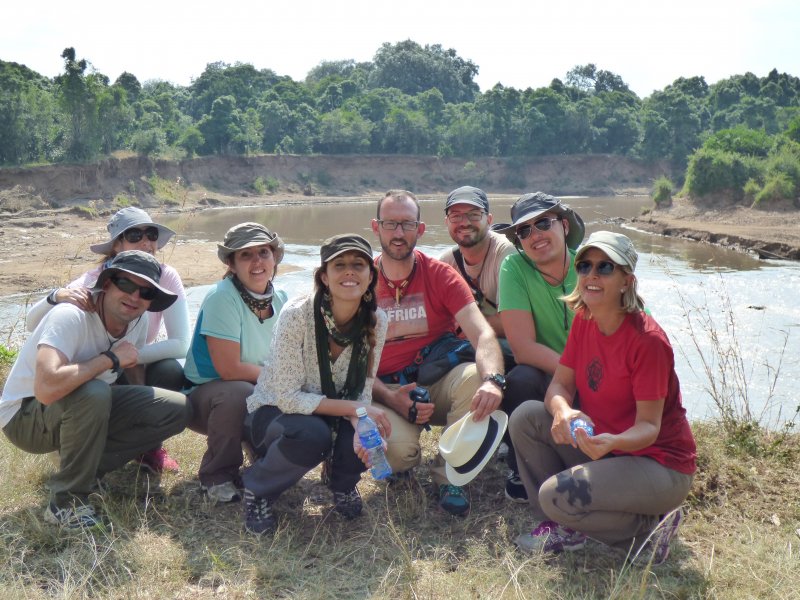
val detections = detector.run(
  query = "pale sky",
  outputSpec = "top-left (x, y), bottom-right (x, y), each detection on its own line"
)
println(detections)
top-left (3, 0), bottom-right (798, 99)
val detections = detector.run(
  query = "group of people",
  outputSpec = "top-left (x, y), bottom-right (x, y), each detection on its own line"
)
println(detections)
top-left (0, 187), bottom-right (696, 565)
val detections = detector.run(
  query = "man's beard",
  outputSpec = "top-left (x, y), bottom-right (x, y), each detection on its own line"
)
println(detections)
top-left (380, 238), bottom-right (415, 261)
top-left (456, 227), bottom-right (486, 249)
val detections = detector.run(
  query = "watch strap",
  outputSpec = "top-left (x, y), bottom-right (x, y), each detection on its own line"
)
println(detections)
top-left (101, 350), bottom-right (122, 375)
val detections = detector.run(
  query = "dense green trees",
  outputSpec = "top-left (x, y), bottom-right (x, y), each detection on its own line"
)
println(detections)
top-left (1, 44), bottom-right (800, 174)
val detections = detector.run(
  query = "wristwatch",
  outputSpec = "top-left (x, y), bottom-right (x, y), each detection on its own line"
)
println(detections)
top-left (483, 373), bottom-right (506, 391)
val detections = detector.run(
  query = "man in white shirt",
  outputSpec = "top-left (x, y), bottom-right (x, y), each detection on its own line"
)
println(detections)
top-left (0, 251), bottom-right (189, 529)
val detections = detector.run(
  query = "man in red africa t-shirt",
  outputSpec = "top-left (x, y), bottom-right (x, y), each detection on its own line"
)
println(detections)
top-left (370, 190), bottom-right (506, 517)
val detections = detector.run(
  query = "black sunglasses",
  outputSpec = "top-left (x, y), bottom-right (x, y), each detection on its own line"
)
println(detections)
top-left (110, 276), bottom-right (158, 300)
top-left (122, 226), bottom-right (159, 243)
top-left (575, 260), bottom-right (617, 276)
top-left (515, 217), bottom-right (561, 240)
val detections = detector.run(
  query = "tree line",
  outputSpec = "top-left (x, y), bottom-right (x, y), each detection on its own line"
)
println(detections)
top-left (1, 41), bottom-right (799, 176)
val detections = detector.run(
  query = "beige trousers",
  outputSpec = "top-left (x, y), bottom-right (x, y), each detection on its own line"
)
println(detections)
top-left (374, 362), bottom-right (479, 487)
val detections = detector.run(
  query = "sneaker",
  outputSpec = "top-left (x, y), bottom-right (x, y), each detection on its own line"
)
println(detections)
top-left (332, 488), bottom-right (363, 519)
top-left (496, 441), bottom-right (509, 462)
top-left (134, 446), bottom-right (179, 474)
top-left (504, 471), bottom-right (528, 503)
top-left (44, 502), bottom-right (103, 529)
top-left (635, 508), bottom-right (683, 566)
top-left (514, 520), bottom-right (587, 554)
top-left (438, 484), bottom-right (470, 517)
top-left (243, 489), bottom-right (276, 534)
top-left (201, 481), bottom-right (242, 503)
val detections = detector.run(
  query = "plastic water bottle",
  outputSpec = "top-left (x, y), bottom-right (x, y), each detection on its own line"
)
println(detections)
top-left (570, 417), bottom-right (595, 442)
top-left (356, 407), bottom-right (392, 480)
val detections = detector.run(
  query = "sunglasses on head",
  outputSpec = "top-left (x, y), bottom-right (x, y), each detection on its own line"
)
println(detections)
top-left (575, 260), bottom-right (617, 276)
top-left (515, 217), bottom-right (561, 240)
top-left (122, 226), bottom-right (159, 243)
top-left (110, 276), bottom-right (158, 300)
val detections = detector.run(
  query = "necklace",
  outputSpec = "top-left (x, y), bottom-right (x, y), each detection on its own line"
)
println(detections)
top-left (97, 293), bottom-right (127, 348)
top-left (378, 255), bottom-right (417, 307)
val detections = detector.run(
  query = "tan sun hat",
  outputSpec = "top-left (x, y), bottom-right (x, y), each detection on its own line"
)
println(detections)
top-left (439, 410), bottom-right (508, 486)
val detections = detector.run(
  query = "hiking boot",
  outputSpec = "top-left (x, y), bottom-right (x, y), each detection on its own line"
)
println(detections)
top-left (634, 508), bottom-right (683, 566)
top-left (201, 481), bottom-right (242, 503)
top-left (44, 501), bottom-right (103, 529)
top-left (243, 489), bottom-right (276, 534)
top-left (438, 484), bottom-right (470, 517)
top-left (514, 520), bottom-right (587, 554)
top-left (332, 488), bottom-right (363, 519)
top-left (504, 471), bottom-right (528, 503)
top-left (134, 446), bottom-right (179, 474)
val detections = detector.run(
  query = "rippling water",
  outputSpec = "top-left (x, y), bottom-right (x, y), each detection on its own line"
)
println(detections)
top-left (3, 196), bottom-right (799, 426)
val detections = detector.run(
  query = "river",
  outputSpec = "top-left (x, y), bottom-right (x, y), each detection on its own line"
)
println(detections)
top-left (2, 195), bottom-right (799, 427)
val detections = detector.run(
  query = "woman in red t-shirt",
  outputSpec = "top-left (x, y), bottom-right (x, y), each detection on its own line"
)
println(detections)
top-left (508, 231), bottom-right (696, 566)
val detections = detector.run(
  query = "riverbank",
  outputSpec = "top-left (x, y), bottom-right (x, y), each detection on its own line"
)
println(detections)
top-left (632, 195), bottom-right (800, 260)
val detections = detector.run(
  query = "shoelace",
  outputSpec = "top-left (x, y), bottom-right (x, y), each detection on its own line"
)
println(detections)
top-left (443, 485), bottom-right (465, 498)
top-left (335, 489), bottom-right (360, 504)
top-left (244, 491), bottom-right (272, 520)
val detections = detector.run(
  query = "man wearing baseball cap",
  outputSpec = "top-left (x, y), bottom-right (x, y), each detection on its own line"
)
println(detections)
top-left (0, 250), bottom-right (189, 529)
top-left (439, 186), bottom-right (515, 337)
top-left (495, 192), bottom-right (586, 503)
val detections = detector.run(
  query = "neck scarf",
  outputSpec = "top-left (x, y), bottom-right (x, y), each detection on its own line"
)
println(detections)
top-left (314, 289), bottom-right (369, 400)
top-left (231, 275), bottom-right (274, 323)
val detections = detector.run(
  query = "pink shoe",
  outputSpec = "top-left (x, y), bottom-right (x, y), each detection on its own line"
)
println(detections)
top-left (134, 446), bottom-right (180, 474)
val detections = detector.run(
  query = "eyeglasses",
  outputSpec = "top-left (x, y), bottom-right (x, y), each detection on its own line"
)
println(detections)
top-left (122, 226), bottom-right (159, 243)
top-left (376, 220), bottom-right (419, 232)
top-left (515, 217), bottom-right (561, 240)
top-left (446, 211), bottom-right (485, 224)
top-left (575, 260), bottom-right (617, 276)
top-left (110, 276), bottom-right (158, 300)
top-left (237, 247), bottom-right (273, 262)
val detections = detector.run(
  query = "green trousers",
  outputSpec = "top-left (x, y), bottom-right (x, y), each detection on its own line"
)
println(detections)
top-left (2, 380), bottom-right (189, 505)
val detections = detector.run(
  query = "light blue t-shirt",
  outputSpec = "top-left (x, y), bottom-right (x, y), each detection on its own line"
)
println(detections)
top-left (184, 277), bottom-right (287, 385)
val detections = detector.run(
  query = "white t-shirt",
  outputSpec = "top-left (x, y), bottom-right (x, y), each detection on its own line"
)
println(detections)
top-left (0, 303), bottom-right (149, 427)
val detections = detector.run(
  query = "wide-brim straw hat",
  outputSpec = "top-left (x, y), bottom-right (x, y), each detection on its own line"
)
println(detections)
top-left (439, 410), bottom-right (508, 486)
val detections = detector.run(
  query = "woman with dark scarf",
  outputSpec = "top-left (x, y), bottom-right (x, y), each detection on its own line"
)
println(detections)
top-left (240, 234), bottom-right (389, 535)
top-left (184, 222), bottom-right (287, 503)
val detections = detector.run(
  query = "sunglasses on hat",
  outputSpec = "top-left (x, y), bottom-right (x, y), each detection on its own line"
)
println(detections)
top-left (122, 226), bottom-right (159, 244)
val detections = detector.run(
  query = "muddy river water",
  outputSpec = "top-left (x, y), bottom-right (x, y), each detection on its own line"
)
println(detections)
top-left (3, 195), bottom-right (799, 426)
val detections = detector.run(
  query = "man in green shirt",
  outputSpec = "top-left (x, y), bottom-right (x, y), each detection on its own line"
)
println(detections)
top-left (495, 192), bottom-right (585, 502)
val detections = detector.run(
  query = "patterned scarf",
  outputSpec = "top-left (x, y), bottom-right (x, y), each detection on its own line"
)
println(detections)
top-left (313, 288), bottom-right (370, 401)
top-left (230, 275), bottom-right (274, 323)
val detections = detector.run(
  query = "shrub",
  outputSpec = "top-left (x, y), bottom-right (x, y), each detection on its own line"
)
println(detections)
top-left (753, 173), bottom-right (795, 208)
top-left (743, 178), bottom-right (761, 201)
top-left (684, 147), bottom-right (762, 199)
top-left (702, 126), bottom-right (773, 157)
top-left (265, 176), bottom-right (280, 193)
top-left (651, 175), bottom-right (674, 207)
top-left (253, 176), bottom-right (267, 195)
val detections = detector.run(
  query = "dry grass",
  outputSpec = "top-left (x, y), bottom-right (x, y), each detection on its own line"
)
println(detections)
top-left (1, 421), bottom-right (799, 599)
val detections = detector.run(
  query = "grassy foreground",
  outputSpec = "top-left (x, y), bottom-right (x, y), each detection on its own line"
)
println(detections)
top-left (0, 414), bottom-right (798, 599)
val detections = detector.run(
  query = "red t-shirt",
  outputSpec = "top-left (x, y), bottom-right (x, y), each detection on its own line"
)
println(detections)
top-left (376, 250), bottom-right (475, 376)
top-left (560, 310), bottom-right (697, 474)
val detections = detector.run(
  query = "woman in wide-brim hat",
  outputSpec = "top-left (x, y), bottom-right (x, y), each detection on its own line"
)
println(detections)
top-left (25, 206), bottom-right (189, 473)
top-left (240, 234), bottom-right (389, 534)
top-left (183, 222), bottom-right (287, 504)
top-left (508, 231), bottom-right (696, 565)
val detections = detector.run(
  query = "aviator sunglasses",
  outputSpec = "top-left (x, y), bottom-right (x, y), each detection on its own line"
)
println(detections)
top-left (575, 260), bottom-right (617, 276)
top-left (110, 276), bottom-right (159, 300)
top-left (515, 217), bottom-right (561, 240)
top-left (122, 226), bottom-right (159, 244)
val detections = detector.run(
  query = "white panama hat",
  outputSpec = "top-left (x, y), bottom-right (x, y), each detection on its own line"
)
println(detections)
top-left (439, 410), bottom-right (508, 486)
